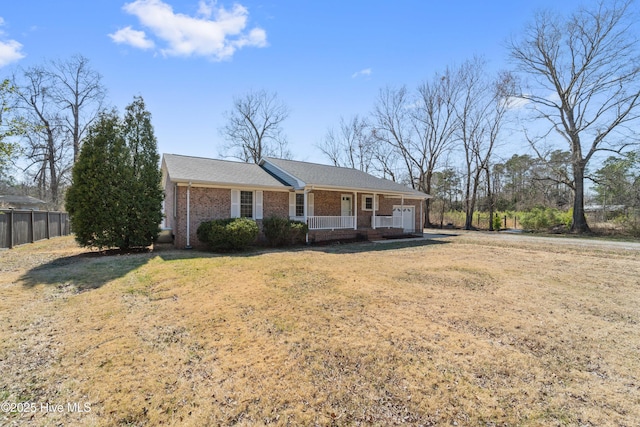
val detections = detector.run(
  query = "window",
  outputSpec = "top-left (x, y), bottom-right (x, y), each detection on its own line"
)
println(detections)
top-left (295, 193), bottom-right (304, 217)
top-left (362, 195), bottom-right (378, 211)
top-left (240, 191), bottom-right (253, 218)
top-left (365, 196), bottom-right (373, 210)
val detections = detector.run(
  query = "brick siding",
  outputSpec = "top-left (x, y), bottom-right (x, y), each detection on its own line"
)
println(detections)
top-left (263, 191), bottom-right (289, 218)
top-left (308, 227), bottom-right (406, 243)
top-left (170, 184), bottom-right (424, 248)
top-left (311, 190), bottom-right (341, 216)
top-left (174, 186), bottom-right (230, 248)
top-left (173, 185), bottom-right (292, 248)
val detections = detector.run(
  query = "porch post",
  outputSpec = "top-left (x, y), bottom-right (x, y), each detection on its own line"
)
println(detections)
top-left (186, 182), bottom-right (192, 249)
top-left (353, 191), bottom-right (358, 230)
top-left (304, 188), bottom-right (309, 244)
top-left (420, 198), bottom-right (424, 234)
top-left (303, 190), bottom-right (308, 243)
top-left (401, 195), bottom-right (404, 231)
top-left (372, 192), bottom-right (376, 229)
top-left (303, 190), bottom-right (308, 221)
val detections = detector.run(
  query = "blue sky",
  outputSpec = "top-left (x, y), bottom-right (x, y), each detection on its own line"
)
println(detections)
top-left (0, 0), bottom-right (596, 164)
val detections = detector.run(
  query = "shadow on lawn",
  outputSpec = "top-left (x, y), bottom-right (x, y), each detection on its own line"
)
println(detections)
top-left (19, 237), bottom-right (451, 291)
top-left (151, 235), bottom-right (454, 259)
top-left (307, 237), bottom-right (450, 254)
top-left (20, 249), bottom-right (154, 291)
top-left (153, 236), bottom-right (452, 258)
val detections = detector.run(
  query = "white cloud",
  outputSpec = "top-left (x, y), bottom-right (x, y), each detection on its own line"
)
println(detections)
top-left (505, 96), bottom-right (529, 110)
top-left (197, 0), bottom-right (214, 18)
top-left (351, 68), bottom-right (372, 79)
top-left (0, 40), bottom-right (25, 67)
top-left (112, 0), bottom-right (267, 61)
top-left (109, 26), bottom-right (155, 49)
top-left (0, 17), bottom-right (25, 67)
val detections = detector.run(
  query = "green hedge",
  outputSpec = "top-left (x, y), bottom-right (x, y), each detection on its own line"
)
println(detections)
top-left (262, 215), bottom-right (309, 246)
top-left (196, 218), bottom-right (259, 251)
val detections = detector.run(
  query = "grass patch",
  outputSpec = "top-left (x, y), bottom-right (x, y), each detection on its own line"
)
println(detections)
top-left (0, 235), bottom-right (639, 425)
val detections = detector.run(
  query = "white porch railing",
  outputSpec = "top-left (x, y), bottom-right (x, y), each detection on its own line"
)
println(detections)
top-left (372, 215), bottom-right (403, 228)
top-left (306, 216), bottom-right (355, 230)
top-left (372, 215), bottom-right (393, 228)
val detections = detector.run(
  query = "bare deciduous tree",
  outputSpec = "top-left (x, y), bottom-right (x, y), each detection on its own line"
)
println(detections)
top-left (371, 72), bottom-right (462, 227)
top-left (371, 142), bottom-right (402, 182)
top-left (509, 0), bottom-right (640, 233)
top-left (317, 115), bottom-right (374, 172)
top-left (48, 54), bottom-right (107, 163)
top-left (9, 56), bottom-right (106, 207)
top-left (372, 86), bottom-right (416, 187)
top-left (411, 67), bottom-right (460, 225)
top-left (456, 58), bottom-right (513, 230)
top-left (220, 89), bottom-right (291, 163)
top-left (13, 66), bottom-right (71, 207)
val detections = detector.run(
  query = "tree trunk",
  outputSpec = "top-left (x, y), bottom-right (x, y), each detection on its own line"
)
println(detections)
top-left (487, 167), bottom-right (494, 231)
top-left (424, 173), bottom-right (433, 227)
top-left (465, 188), bottom-right (477, 230)
top-left (45, 123), bottom-right (58, 206)
top-left (73, 105), bottom-right (80, 163)
top-left (465, 170), bottom-right (481, 230)
top-left (571, 161), bottom-right (591, 233)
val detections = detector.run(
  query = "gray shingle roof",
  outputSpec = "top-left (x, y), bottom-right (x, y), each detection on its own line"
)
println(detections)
top-left (162, 154), bottom-right (286, 188)
top-left (0, 195), bottom-right (46, 205)
top-left (263, 157), bottom-right (428, 198)
top-left (162, 154), bottom-right (429, 198)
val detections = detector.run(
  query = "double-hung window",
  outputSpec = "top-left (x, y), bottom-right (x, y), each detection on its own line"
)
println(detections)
top-left (240, 191), bottom-right (253, 218)
top-left (295, 194), bottom-right (304, 217)
top-left (232, 189), bottom-right (262, 219)
top-left (362, 195), bottom-right (379, 211)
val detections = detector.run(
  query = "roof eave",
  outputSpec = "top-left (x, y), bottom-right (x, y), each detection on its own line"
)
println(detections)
top-left (303, 184), bottom-right (430, 198)
top-left (171, 178), bottom-right (291, 191)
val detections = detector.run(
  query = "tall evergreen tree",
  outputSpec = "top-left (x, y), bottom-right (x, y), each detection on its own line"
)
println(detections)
top-left (122, 96), bottom-right (163, 248)
top-left (66, 97), bottom-right (163, 250)
top-left (66, 110), bottom-right (130, 249)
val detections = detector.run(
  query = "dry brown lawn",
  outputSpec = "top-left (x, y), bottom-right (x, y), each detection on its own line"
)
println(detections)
top-left (0, 234), bottom-right (639, 426)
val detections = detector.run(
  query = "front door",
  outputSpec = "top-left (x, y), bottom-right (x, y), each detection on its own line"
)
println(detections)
top-left (341, 195), bottom-right (352, 216)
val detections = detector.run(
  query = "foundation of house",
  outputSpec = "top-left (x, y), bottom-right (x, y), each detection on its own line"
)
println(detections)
top-left (308, 227), bottom-right (410, 243)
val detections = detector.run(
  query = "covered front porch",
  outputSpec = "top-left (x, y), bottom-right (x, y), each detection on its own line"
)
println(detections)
top-left (288, 189), bottom-right (425, 242)
top-left (306, 226), bottom-right (407, 243)
top-left (295, 213), bottom-right (413, 231)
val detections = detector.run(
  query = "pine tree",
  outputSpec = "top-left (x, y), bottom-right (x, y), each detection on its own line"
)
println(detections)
top-left (66, 97), bottom-right (163, 250)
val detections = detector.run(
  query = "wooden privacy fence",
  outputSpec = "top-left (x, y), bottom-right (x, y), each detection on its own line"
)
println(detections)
top-left (0, 209), bottom-right (70, 249)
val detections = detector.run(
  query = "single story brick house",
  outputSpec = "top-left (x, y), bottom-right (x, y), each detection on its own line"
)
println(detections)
top-left (161, 154), bottom-right (430, 248)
